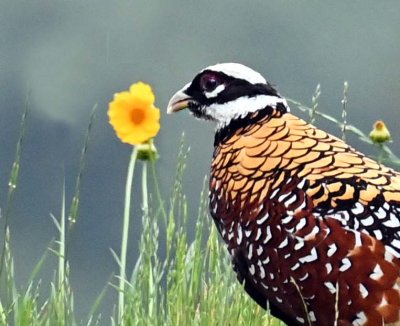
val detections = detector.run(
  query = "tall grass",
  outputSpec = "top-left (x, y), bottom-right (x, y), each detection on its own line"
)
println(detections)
top-left (0, 84), bottom-right (397, 325)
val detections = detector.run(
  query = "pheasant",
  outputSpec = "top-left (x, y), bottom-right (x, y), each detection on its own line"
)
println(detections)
top-left (166, 63), bottom-right (400, 326)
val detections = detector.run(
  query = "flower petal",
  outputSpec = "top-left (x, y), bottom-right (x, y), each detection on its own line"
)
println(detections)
top-left (108, 82), bottom-right (160, 145)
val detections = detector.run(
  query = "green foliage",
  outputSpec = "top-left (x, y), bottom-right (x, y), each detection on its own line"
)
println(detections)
top-left (1, 84), bottom-right (398, 325)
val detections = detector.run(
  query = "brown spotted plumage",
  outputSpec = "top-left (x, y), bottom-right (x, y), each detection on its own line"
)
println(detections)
top-left (167, 63), bottom-right (400, 325)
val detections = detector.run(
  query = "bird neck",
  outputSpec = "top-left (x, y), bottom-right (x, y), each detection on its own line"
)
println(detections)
top-left (214, 103), bottom-right (289, 147)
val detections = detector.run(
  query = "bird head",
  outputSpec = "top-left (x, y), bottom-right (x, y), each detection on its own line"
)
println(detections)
top-left (167, 63), bottom-right (289, 129)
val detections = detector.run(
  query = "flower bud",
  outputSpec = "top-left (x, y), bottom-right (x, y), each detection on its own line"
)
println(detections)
top-left (369, 120), bottom-right (391, 144)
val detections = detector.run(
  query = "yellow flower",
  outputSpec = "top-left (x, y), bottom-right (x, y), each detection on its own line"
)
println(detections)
top-left (108, 82), bottom-right (160, 145)
top-left (369, 120), bottom-right (391, 144)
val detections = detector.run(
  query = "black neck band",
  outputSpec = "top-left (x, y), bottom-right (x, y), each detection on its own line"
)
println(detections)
top-left (214, 102), bottom-right (288, 147)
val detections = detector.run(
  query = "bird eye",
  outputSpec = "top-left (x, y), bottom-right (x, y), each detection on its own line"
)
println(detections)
top-left (200, 73), bottom-right (221, 92)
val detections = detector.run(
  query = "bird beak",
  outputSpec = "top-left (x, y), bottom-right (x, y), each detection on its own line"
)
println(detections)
top-left (167, 88), bottom-right (194, 114)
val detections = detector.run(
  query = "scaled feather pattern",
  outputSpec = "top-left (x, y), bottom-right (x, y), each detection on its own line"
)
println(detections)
top-left (167, 63), bottom-right (400, 326)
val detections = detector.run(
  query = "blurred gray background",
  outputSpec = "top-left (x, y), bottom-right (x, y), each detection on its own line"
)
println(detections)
top-left (1, 0), bottom-right (399, 323)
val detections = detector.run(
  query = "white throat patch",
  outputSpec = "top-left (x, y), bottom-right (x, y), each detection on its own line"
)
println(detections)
top-left (205, 94), bottom-right (289, 130)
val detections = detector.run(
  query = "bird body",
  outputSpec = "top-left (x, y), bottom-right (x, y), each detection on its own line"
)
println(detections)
top-left (167, 63), bottom-right (400, 325)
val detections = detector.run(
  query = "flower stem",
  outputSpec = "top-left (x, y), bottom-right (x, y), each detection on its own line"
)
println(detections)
top-left (142, 162), bottom-right (148, 217)
top-left (118, 146), bottom-right (138, 325)
top-left (378, 143), bottom-right (384, 164)
top-left (341, 81), bottom-right (349, 142)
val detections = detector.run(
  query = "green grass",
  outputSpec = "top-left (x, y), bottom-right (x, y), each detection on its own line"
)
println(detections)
top-left (0, 83), bottom-right (397, 325)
